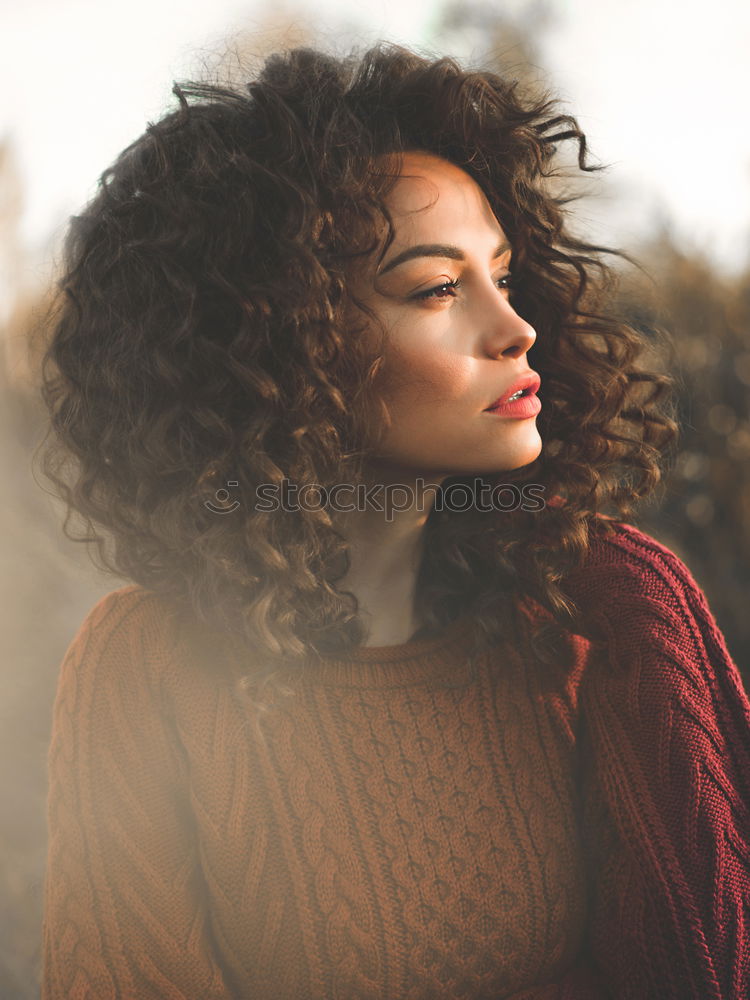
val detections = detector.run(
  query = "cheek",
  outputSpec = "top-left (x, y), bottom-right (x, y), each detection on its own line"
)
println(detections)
top-left (380, 338), bottom-right (474, 409)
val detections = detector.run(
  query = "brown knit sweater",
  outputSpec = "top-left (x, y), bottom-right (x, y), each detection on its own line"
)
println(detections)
top-left (41, 522), bottom-right (750, 999)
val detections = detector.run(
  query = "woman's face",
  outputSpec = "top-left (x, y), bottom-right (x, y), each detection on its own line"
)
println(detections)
top-left (352, 150), bottom-right (542, 480)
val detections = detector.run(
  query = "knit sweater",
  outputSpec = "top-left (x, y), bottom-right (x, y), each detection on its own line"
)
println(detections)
top-left (41, 521), bottom-right (750, 1000)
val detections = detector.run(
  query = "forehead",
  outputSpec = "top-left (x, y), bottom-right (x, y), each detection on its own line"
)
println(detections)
top-left (383, 151), bottom-right (503, 237)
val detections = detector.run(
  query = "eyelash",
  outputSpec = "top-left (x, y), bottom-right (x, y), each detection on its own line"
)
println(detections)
top-left (413, 274), bottom-right (514, 301)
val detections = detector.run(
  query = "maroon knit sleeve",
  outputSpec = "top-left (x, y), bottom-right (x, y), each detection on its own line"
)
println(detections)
top-left (41, 588), bottom-right (232, 1000)
top-left (564, 521), bottom-right (750, 1000)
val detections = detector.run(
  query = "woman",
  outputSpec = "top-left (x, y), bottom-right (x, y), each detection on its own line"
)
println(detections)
top-left (38, 43), bottom-right (750, 999)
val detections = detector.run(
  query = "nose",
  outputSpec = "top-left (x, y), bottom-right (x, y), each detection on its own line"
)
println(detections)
top-left (480, 293), bottom-right (537, 360)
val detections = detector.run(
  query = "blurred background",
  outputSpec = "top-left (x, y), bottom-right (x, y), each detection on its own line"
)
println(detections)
top-left (2, 0), bottom-right (749, 994)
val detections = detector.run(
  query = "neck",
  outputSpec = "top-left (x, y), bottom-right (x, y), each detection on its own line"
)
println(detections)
top-left (330, 465), bottom-right (446, 646)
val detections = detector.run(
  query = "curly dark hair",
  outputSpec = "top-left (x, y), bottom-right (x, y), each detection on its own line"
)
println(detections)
top-left (35, 42), bottom-right (678, 680)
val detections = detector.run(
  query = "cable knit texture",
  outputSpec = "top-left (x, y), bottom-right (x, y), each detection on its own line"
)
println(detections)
top-left (41, 521), bottom-right (750, 999)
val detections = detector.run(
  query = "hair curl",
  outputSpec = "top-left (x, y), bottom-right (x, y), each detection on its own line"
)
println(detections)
top-left (36, 42), bottom-right (679, 684)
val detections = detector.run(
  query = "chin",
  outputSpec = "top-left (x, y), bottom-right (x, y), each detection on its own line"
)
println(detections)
top-left (486, 436), bottom-right (543, 474)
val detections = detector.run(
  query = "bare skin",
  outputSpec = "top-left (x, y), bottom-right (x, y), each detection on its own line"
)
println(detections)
top-left (333, 151), bottom-right (542, 646)
top-left (330, 470), bottom-right (434, 647)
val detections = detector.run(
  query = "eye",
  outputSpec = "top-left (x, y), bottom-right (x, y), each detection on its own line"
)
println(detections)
top-left (496, 272), bottom-right (513, 291)
top-left (411, 272), bottom-right (514, 302)
top-left (413, 279), bottom-right (461, 301)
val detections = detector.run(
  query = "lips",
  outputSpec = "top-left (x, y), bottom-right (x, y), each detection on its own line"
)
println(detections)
top-left (485, 371), bottom-right (541, 410)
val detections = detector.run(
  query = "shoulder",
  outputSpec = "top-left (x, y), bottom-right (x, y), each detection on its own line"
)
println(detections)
top-left (561, 517), bottom-right (749, 710)
top-left (72, 582), bottom-right (167, 628)
top-left (562, 519), bottom-right (750, 733)
top-left (577, 517), bottom-right (698, 592)
top-left (48, 587), bottom-right (202, 810)
top-left (563, 517), bottom-right (721, 642)
top-left (68, 583), bottom-right (181, 651)
top-left (56, 584), bottom-right (185, 700)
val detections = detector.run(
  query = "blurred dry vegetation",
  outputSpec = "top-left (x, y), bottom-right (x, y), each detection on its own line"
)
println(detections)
top-left (1, 3), bottom-right (748, 996)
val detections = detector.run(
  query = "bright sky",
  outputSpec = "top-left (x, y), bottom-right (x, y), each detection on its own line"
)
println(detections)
top-left (2, 0), bottom-right (749, 279)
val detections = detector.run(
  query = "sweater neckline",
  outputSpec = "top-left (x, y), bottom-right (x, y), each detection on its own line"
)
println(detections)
top-left (328, 611), bottom-right (475, 662)
top-left (295, 611), bottom-right (482, 689)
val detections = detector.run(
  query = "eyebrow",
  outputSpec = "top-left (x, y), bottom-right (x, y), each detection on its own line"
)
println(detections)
top-left (377, 241), bottom-right (512, 277)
